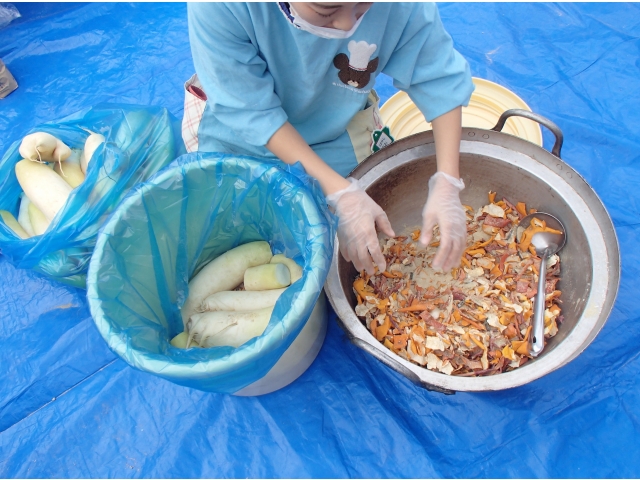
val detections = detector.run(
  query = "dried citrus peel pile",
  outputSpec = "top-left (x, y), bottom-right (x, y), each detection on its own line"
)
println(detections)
top-left (353, 191), bottom-right (563, 377)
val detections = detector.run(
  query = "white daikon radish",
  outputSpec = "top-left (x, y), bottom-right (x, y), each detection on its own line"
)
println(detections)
top-left (54, 149), bottom-right (85, 188)
top-left (19, 132), bottom-right (71, 163)
top-left (81, 133), bottom-right (105, 173)
top-left (181, 241), bottom-right (273, 325)
top-left (270, 254), bottom-right (303, 283)
top-left (17, 195), bottom-right (34, 237)
top-left (0, 210), bottom-right (29, 239)
top-left (169, 332), bottom-right (200, 349)
top-left (186, 307), bottom-right (273, 348)
top-left (28, 203), bottom-right (50, 235)
top-left (198, 288), bottom-right (286, 313)
top-left (19, 132), bottom-right (56, 162)
top-left (53, 139), bottom-right (72, 163)
top-left (15, 159), bottom-right (73, 221)
top-left (244, 263), bottom-right (290, 291)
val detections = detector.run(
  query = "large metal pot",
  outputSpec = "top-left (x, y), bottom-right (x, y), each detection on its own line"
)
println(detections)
top-left (325, 110), bottom-right (620, 393)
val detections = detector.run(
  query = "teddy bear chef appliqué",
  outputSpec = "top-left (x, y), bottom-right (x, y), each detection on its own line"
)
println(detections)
top-left (333, 40), bottom-right (379, 89)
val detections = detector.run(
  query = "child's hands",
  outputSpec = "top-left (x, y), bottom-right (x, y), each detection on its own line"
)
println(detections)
top-left (265, 122), bottom-right (393, 275)
top-left (326, 179), bottom-right (395, 275)
top-left (419, 171), bottom-right (467, 270)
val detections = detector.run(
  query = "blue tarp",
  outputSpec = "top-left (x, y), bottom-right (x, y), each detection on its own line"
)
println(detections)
top-left (1, 2), bottom-right (639, 477)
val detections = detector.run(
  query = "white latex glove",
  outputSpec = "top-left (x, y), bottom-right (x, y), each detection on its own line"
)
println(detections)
top-left (326, 179), bottom-right (395, 275)
top-left (420, 171), bottom-right (467, 271)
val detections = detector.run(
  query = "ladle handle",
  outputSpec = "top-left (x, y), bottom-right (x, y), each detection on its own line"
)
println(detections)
top-left (491, 109), bottom-right (564, 158)
top-left (531, 252), bottom-right (549, 357)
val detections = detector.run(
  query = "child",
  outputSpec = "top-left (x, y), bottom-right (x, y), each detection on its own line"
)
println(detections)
top-left (185, 2), bottom-right (473, 275)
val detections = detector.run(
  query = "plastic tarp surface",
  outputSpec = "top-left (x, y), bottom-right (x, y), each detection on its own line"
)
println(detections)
top-left (0, 2), bottom-right (639, 478)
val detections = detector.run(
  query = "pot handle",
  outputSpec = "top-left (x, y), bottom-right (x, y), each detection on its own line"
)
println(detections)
top-left (351, 338), bottom-right (455, 395)
top-left (491, 109), bottom-right (564, 158)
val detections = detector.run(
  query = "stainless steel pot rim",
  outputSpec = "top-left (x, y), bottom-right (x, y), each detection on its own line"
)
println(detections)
top-left (325, 128), bottom-right (619, 392)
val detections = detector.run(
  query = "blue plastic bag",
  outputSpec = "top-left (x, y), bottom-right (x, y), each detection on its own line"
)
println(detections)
top-left (86, 153), bottom-right (335, 394)
top-left (0, 104), bottom-right (185, 288)
top-left (0, 3), bottom-right (20, 29)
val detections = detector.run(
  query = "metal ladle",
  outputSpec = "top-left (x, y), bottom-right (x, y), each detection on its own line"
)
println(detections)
top-left (518, 212), bottom-right (567, 357)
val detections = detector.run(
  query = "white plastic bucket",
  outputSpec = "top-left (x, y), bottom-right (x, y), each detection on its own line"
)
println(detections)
top-left (234, 292), bottom-right (328, 396)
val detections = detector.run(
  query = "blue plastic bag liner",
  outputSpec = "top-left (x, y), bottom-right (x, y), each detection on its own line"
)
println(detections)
top-left (86, 153), bottom-right (335, 394)
top-left (0, 104), bottom-right (185, 288)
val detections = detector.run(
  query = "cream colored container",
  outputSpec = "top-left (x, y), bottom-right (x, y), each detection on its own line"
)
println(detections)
top-left (380, 77), bottom-right (542, 146)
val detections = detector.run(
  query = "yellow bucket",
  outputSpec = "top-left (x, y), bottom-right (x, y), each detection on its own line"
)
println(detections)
top-left (379, 77), bottom-right (543, 146)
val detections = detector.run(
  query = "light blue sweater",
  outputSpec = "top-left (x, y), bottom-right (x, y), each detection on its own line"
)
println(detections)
top-left (188, 2), bottom-right (474, 176)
